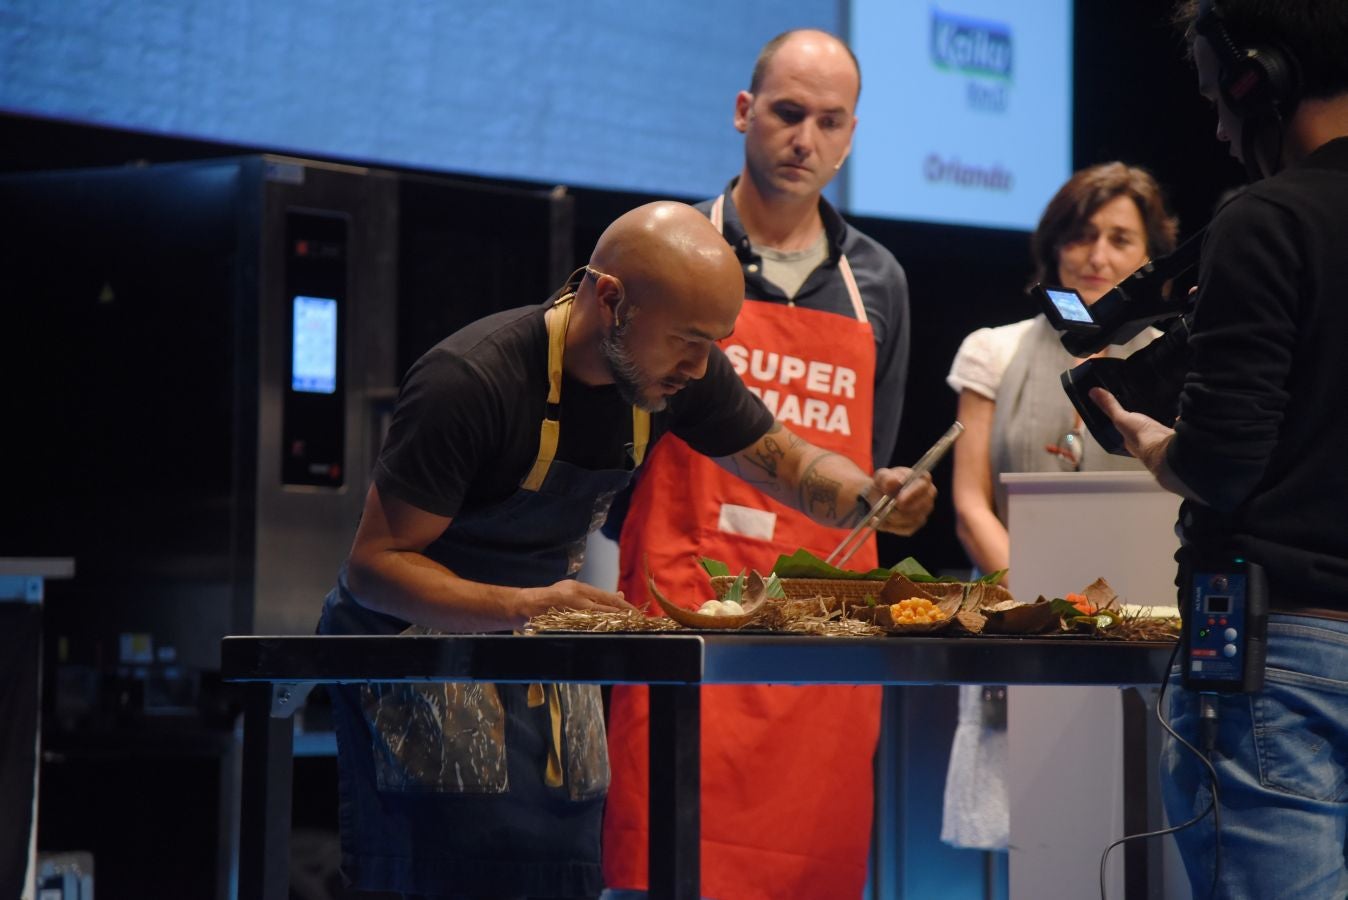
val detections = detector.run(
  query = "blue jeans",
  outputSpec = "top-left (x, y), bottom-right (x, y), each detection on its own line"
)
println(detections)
top-left (1162, 614), bottom-right (1348, 899)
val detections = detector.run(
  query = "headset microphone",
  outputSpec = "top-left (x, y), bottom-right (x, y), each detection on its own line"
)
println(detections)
top-left (834, 144), bottom-right (852, 172)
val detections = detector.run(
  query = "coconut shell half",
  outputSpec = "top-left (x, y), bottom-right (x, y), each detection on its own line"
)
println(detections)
top-left (646, 566), bottom-right (755, 630)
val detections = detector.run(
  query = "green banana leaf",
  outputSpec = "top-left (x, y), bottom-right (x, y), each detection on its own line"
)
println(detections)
top-left (701, 550), bottom-right (1006, 586)
top-left (698, 558), bottom-right (733, 578)
top-left (768, 549), bottom-right (1005, 584)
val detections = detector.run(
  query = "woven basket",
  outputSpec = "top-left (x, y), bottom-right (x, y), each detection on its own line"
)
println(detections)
top-left (710, 575), bottom-right (889, 606)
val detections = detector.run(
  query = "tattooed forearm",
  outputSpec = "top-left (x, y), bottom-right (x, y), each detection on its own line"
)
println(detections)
top-left (750, 438), bottom-right (785, 478)
top-left (797, 451), bottom-right (845, 522)
top-left (719, 423), bottom-right (874, 516)
top-left (719, 426), bottom-right (785, 496)
top-left (743, 424), bottom-right (787, 481)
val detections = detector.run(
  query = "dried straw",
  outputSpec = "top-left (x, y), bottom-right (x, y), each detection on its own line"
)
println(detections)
top-left (748, 595), bottom-right (885, 636)
top-left (525, 608), bottom-right (681, 633)
top-left (1106, 614), bottom-right (1181, 642)
top-left (526, 600), bottom-right (1177, 642)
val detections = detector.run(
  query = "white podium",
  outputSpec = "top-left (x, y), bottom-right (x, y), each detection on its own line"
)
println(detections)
top-left (1002, 472), bottom-right (1189, 900)
top-left (1003, 471), bottom-right (1183, 609)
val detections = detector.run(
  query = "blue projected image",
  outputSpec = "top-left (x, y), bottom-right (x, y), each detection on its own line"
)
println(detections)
top-left (1, 1), bottom-right (1072, 231)
top-left (849, 0), bottom-right (1073, 230)
top-left (292, 296), bottom-right (338, 394)
top-left (0, 1), bottom-right (835, 204)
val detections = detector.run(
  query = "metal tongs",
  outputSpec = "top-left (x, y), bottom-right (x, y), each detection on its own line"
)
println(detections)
top-left (824, 421), bottom-right (965, 568)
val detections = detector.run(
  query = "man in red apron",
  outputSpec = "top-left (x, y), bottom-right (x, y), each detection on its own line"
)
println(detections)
top-left (603, 31), bottom-right (921, 900)
top-left (320, 201), bottom-right (928, 899)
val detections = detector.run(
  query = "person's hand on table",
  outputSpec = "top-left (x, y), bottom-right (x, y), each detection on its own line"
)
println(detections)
top-left (514, 579), bottom-right (637, 624)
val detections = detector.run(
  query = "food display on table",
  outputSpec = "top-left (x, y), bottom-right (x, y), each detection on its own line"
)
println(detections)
top-left (890, 598), bottom-right (946, 624)
top-left (525, 551), bottom-right (1179, 641)
top-left (869, 597), bottom-right (952, 634)
top-left (649, 571), bottom-right (768, 630)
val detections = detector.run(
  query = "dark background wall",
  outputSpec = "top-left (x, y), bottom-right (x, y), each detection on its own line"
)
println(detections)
top-left (0, 0), bottom-right (1244, 575)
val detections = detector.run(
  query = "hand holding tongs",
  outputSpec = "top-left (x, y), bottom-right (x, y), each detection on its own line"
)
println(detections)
top-left (824, 421), bottom-right (965, 568)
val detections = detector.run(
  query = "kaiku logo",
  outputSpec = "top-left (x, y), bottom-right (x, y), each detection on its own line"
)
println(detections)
top-left (931, 10), bottom-right (1013, 80)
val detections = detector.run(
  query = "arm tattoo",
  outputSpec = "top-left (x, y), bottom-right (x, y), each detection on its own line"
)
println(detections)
top-left (720, 422), bottom-right (786, 494)
top-left (748, 434), bottom-right (786, 479)
top-left (740, 421), bottom-right (787, 482)
top-left (797, 451), bottom-right (845, 522)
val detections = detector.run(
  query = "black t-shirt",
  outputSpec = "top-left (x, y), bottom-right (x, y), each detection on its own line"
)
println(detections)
top-left (374, 302), bottom-right (775, 518)
top-left (1166, 137), bottom-right (1348, 607)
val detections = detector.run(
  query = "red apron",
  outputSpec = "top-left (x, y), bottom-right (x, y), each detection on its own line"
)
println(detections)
top-left (603, 196), bottom-right (883, 900)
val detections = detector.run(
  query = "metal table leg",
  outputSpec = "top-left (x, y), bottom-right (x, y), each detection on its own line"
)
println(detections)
top-left (648, 684), bottom-right (700, 900)
top-left (236, 683), bottom-right (305, 900)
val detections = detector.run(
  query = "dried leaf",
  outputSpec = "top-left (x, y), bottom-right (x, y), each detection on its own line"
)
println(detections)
top-left (863, 603), bottom-right (955, 634)
top-left (981, 598), bottom-right (1060, 634)
top-left (1081, 577), bottom-right (1120, 611)
top-left (879, 573), bottom-right (941, 605)
top-left (740, 571), bottom-right (771, 614)
top-left (953, 610), bottom-right (987, 634)
top-left (962, 582), bottom-right (1017, 611)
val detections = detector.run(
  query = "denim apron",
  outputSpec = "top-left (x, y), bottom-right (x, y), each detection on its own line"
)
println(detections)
top-left (320, 294), bottom-right (648, 898)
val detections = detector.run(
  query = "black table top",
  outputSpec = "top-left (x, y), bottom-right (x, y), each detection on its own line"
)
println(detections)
top-left (221, 632), bottom-right (1176, 688)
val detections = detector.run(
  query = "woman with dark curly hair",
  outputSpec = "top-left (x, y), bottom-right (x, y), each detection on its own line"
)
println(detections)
top-left (940, 162), bottom-right (1178, 852)
top-left (947, 162), bottom-right (1178, 583)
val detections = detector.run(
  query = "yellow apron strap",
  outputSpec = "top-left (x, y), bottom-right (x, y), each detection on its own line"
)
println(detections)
top-left (521, 295), bottom-right (573, 491)
top-left (544, 684), bottom-right (564, 788)
top-left (527, 682), bottom-right (566, 789)
top-left (523, 292), bottom-right (649, 487)
top-left (630, 407), bottom-right (650, 467)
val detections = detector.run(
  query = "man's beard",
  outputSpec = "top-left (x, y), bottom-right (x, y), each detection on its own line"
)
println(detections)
top-left (600, 323), bottom-right (667, 413)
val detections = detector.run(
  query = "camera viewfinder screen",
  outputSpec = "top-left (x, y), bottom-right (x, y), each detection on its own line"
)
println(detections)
top-left (1047, 289), bottom-right (1092, 324)
top-left (1204, 595), bottom-right (1231, 614)
top-left (292, 295), bottom-right (338, 394)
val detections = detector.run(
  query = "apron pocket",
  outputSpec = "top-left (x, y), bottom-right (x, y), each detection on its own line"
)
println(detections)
top-left (361, 681), bottom-right (509, 794)
top-left (561, 684), bottom-right (610, 801)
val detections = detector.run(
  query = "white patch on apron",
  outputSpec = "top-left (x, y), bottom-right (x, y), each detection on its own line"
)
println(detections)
top-left (717, 503), bottom-right (776, 541)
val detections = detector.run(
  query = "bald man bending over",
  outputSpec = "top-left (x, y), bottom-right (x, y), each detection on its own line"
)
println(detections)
top-left (317, 201), bottom-right (934, 900)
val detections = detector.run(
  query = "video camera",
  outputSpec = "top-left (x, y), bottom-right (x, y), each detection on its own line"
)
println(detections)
top-left (1030, 230), bottom-right (1204, 455)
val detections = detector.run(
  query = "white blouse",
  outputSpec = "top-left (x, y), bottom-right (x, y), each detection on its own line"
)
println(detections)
top-left (945, 317), bottom-right (1037, 400)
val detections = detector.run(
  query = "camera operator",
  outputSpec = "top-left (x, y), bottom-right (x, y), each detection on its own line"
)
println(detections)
top-left (1092, 2), bottom-right (1348, 896)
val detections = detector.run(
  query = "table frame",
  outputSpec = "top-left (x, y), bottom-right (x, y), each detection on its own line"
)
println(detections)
top-left (221, 633), bottom-right (1174, 900)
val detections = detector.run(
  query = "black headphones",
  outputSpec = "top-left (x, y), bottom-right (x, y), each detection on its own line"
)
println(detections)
top-left (1196, 0), bottom-right (1301, 119)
